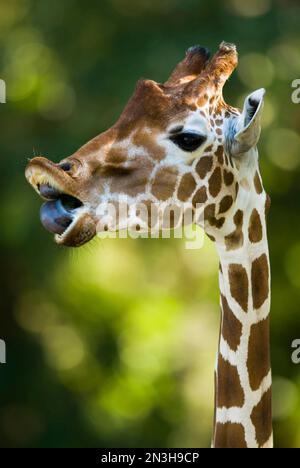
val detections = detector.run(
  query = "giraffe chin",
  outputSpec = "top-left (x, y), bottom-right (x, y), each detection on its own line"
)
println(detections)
top-left (54, 212), bottom-right (97, 247)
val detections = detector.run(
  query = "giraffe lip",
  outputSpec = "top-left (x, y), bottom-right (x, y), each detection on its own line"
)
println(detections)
top-left (54, 211), bottom-right (97, 247)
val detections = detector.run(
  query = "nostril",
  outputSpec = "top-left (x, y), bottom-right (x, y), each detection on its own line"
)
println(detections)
top-left (59, 161), bottom-right (73, 172)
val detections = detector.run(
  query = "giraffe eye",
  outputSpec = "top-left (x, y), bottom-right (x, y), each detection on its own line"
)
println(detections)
top-left (170, 132), bottom-right (207, 152)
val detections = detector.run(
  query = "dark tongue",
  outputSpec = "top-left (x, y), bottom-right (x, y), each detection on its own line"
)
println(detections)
top-left (40, 199), bottom-right (73, 235)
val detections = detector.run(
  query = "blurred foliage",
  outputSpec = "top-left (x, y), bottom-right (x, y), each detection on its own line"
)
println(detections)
top-left (0, 0), bottom-right (300, 448)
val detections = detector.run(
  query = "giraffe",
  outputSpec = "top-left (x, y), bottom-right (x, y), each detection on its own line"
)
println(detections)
top-left (25, 42), bottom-right (272, 448)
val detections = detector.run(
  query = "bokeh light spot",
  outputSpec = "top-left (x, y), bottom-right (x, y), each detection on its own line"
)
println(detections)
top-left (226, 0), bottom-right (271, 17)
top-left (285, 243), bottom-right (300, 289)
top-left (238, 53), bottom-right (274, 88)
top-left (266, 129), bottom-right (300, 171)
top-left (273, 377), bottom-right (298, 420)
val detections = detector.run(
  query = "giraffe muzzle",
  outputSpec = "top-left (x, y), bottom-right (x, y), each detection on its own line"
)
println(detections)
top-left (25, 157), bottom-right (97, 246)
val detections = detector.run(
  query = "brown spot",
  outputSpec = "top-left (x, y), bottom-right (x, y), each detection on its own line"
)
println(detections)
top-left (192, 186), bottom-right (207, 206)
top-left (221, 295), bottom-right (242, 351)
top-left (215, 217), bottom-right (225, 229)
top-left (151, 167), bottom-right (178, 201)
top-left (223, 170), bottom-right (234, 186)
top-left (225, 210), bottom-right (244, 251)
top-left (204, 203), bottom-right (216, 221)
top-left (132, 130), bottom-right (166, 161)
top-left (228, 263), bottom-right (249, 312)
top-left (216, 128), bottom-right (223, 136)
top-left (219, 195), bottom-right (233, 215)
top-left (216, 146), bottom-right (224, 165)
top-left (217, 355), bottom-right (244, 408)
top-left (177, 173), bottom-right (197, 202)
top-left (251, 388), bottom-right (272, 447)
top-left (207, 234), bottom-right (215, 242)
top-left (265, 194), bottom-right (271, 218)
top-left (197, 94), bottom-right (208, 107)
top-left (205, 145), bottom-right (214, 153)
top-left (204, 204), bottom-right (225, 229)
top-left (214, 423), bottom-right (247, 448)
top-left (189, 103), bottom-right (197, 112)
top-left (110, 157), bottom-right (154, 196)
top-left (251, 254), bottom-right (269, 309)
top-left (215, 119), bottom-right (223, 126)
top-left (196, 156), bottom-right (213, 179)
top-left (254, 171), bottom-right (263, 194)
top-left (247, 318), bottom-right (270, 391)
top-left (209, 167), bottom-right (222, 197)
top-left (105, 147), bottom-right (127, 166)
top-left (248, 209), bottom-right (263, 243)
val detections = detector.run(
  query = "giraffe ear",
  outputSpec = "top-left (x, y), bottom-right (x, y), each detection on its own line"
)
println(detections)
top-left (231, 89), bottom-right (265, 156)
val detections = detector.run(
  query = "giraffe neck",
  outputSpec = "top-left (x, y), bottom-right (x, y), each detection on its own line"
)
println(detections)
top-left (211, 171), bottom-right (272, 448)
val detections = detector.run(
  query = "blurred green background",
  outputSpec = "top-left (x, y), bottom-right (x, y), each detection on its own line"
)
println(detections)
top-left (0, 0), bottom-right (300, 448)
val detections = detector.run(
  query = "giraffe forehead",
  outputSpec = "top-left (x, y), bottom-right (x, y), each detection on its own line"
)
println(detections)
top-left (115, 79), bottom-right (187, 132)
top-left (114, 76), bottom-right (228, 135)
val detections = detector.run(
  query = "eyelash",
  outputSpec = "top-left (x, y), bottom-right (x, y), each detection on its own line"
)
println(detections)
top-left (170, 132), bottom-right (207, 152)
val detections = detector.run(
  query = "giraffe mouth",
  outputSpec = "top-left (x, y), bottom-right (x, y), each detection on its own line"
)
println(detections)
top-left (39, 188), bottom-right (83, 236)
top-left (25, 157), bottom-right (96, 247)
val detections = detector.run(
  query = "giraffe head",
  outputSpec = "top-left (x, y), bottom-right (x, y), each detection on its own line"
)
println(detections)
top-left (25, 42), bottom-right (265, 247)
